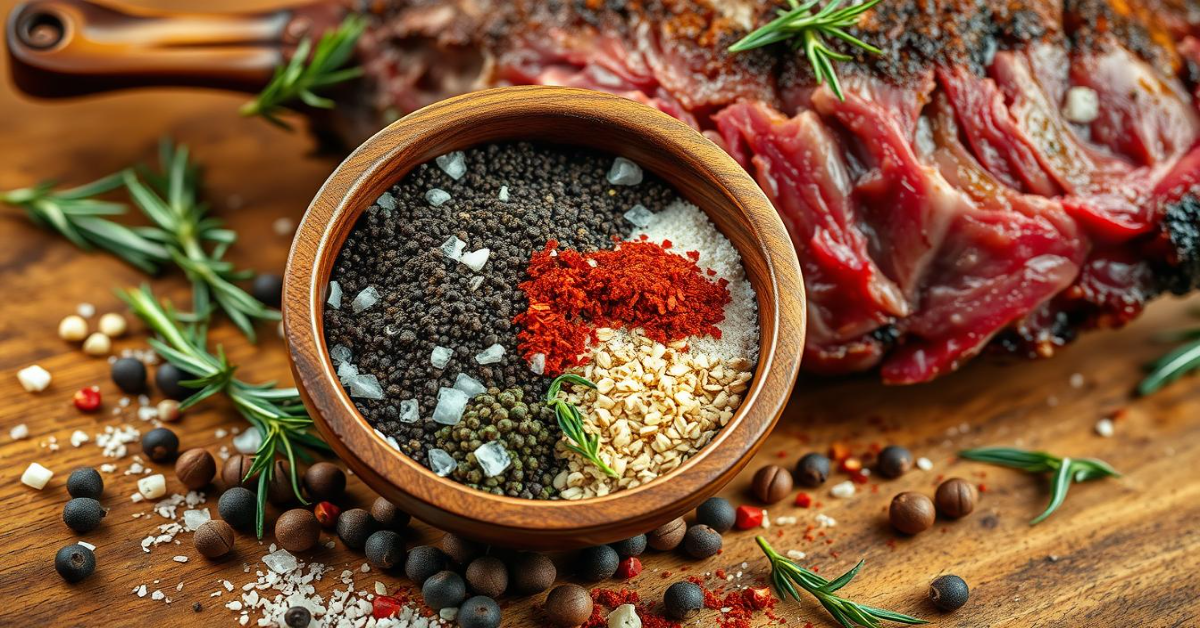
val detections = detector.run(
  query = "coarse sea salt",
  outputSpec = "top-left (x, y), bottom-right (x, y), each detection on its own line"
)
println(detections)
top-left (432, 387), bottom-right (469, 425)
top-left (498, 185), bottom-right (510, 202)
top-left (426, 188), bottom-right (452, 206)
top-left (327, 281), bottom-right (343, 309)
top-left (436, 151), bottom-right (467, 180)
top-left (330, 344), bottom-right (352, 366)
top-left (21, 463), bottom-right (53, 489)
top-left (377, 192), bottom-right (397, 211)
top-left (474, 343), bottom-right (505, 365)
top-left (440, 236), bottom-right (466, 261)
top-left (351, 286), bottom-right (380, 313)
top-left (623, 204), bottom-right (655, 228)
top-left (10, 424), bottom-right (29, 440)
top-left (262, 548), bottom-right (298, 574)
top-left (349, 374), bottom-right (384, 400)
top-left (452, 373), bottom-right (486, 398)
top-left (399, 399), bottom-right (419, 423)
top-left (183, 508), bottom-right (211, 531)
top-left (430, 346), bottom-right (453, 370)
top-left (459, 248), bottom-right (490, 272)
top-left (233, 427), bottom-right (262, 454)
top-left (474, 442), bottom-right (511, 477)
top-left (17, 365), bottom-right (51, 392)
top-left (428, 448), bottom-right (456, 477)
top-left (607, 157), bottom-right (643, 186)
top-left (529, 353), bottom-right (546, 375)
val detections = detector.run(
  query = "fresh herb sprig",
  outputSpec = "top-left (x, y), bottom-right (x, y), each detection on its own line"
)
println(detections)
top-left (729, 0), bottom-right (882, 101)
top-left (757, 536), bottom-right (926, 628)
top-left (240, 14), bottom-right (368, 128)
top-left (1138, 324), bottom-right (1200, 395)
top-left (959, 447), bottom-right (1119, 524)
top-left (124, 141), bottom-right (280, 341)
top-left (546, 373), bottom-right (618, 478)
top-left (121, 285), bottom-right (331, 538)
top-left (0, 173), bottom-right (170, 273)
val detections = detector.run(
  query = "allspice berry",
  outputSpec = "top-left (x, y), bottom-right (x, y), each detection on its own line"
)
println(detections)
top-left (275, 509), bottom-right (320, 553)
top-left (194, 520), bottom-right (235, 558)
top-left (646, 517), bottom-right (687, 551)
top-left (465, 556), bottom-right (508, 598)
top-left (752, 465), bottom-right (794, 503)
top-left (302, 462), bottom-right (346, 502)
top-left (544, 584), bottom-right (593, 627)
top-left (509, 552), bottom-right (556, 594)
top-left (442, 532), bottom-right (484, 565)
top-left (890, 492), bottom-right (936, 535)
top-left (175, 448), bottom-right (216, 490)
top-left (370, 497), bottom-right (411, 530)
top-left (267, 460), bottom-right (297, 506)
top-left (935, 478), bottom-right (978, 519)
top-left (221, 454), bottom-right (258, 489)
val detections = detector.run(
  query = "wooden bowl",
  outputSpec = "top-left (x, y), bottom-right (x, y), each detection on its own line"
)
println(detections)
top-left (284, 86), bottom-right (805, 550)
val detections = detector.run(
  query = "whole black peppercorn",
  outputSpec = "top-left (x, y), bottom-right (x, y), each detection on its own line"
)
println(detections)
top-left (929, 575), bottom-right (970, 611)
top-left (609, 534), bottom-right (647, 557)
top-left (458, 595), bottom-right (502, 628)
top-left (442, 532), bottom-right (483, 565)
top-left (251, 273), bottom-right (284, 309)
top-left (695, 497), bottom-right (736, 533)
top-left (141, 427), bottom-right (179, 462)
top-left (302, 462), bottom-right (346, 501)
top-left (55, 544), bottom-right (96, 583)
top-left (66, 467), bottom-right (104, 499)
top-left (683, 524), bottom-right (723, 559)
top-left (465, 556), bottom-right (508, 598)
top-left (156, 363), bottom-right (195, 401)
top-left (337, 508), bottom-right (376, 550)
top-left (877, 445), bottom-right (914, 479)
top-left (110, 357), bottom-right (147, 394)
top-left (422, 570), bottom-right (467, 610)
top-left (370, 497), bottom-right (411, 530)
top-left (217, 487), bottom-right (257, 531)
top-left (406, 545), bottom-right (449, 586)
top-left (576, 545), bottom-right (620, 581)
top-left (509, 551), bottom-right (556, 594)
top-left (795, 453), bottom-right (831, 487)
top-left (365, 530), bottom-right (406, 570)
top-left (192, 602), bottom-right (203, 613)
top-left (63, 497), bottom-right (106, 533)
top-left (284, 606), bottom-right (312, 628)
top-left (663, 581), bottom-right (704, 620)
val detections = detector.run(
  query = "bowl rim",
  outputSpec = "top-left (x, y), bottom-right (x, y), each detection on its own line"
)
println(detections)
top-left (283, 85), bottom-right (805, 544)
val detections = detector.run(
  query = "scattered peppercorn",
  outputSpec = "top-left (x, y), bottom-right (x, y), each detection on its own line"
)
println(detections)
top-left (544, 584), bottom-right (593, 627)
top-left (576, 545), bottom-right (620, 581)
top-left (735, 505), bottom-right (764, 530)
top-left (276, 509), bottom-right (321, 553)
top-left (66, 467), bottom-right (103, 499)
top-left (336, 508), bottom-right (376, 550)
top-left (442, 532), bottom-right (484, 565)
top-left (175, 448), bottom-right (216, 490)
top-left (192, 602), bottom-right (203, 613)
top-left (221, 454), bottom-right (258, 489)
top-left (423, 570), bottom-right (468, 610)
top-left (509, 551), bottom-right (556, 594)
top-left (877, 445), bottom-right (913, 479)
top-left (646, 517), bottom-right (687, 551)
top-left (302, 462), bottom-right (346, 501)
top-left (141, 427), bottom-right (179, 462)
top-left (609, 534), bottom-right (647, 558)
top-left (284, 605), bottom-right (312, 628)
top-left (683, 524), bottom-right (723, 559)
top-left (251, 273), bottom-right (284, 309)
top-left (267, 459), bottom-right (297, 506)
top-left (63, 497), bottom-right (106, 533)
top-left (458, 596), bottom-right (502, 628)
top-left (111, 357), bottom-right (147, 394)
top-left (615, 556), bottom-right (643, 580)
top-left (369, 497), bottom-right (410, 530)
top-left (363, 530), bottom-right (406, 570)
top-left (663, 581), bottom-right (703, 620)
top-left (929, 575), bottom-right (970, 611)
top-left (465, 556), bottom-right (508, 598)
top-left (72, 386), bottom-right (102, 412)
top-left (795, 453), bottom-right (831, 487)
top-left (890, 492), bottom-right (936, 535)
top-left (752, 465), bottom-right (794, 504)
top-left (935, 478), bottom-right (978, 519)
top-left (217, 487), bottom-right (257, 531)
top-left (405, 545), bottom-right (449, 586)
top-left (695, 497), bottom-right (736, 533)
top-left (55, 543), bottom-right (96, 582)
top-left (194, 520), bottom-right (236, 558)
top-left (155, 363), bottom-right (194, 400)
top-left (314, 501), bottom-right (341, 528)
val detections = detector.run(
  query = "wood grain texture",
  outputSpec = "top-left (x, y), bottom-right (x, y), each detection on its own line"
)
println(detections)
top-left (285, 86), bottom-right (806, 550)
top-left (0, 2), bottom-right (1198, 625)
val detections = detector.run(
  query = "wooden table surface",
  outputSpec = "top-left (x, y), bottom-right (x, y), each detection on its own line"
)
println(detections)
top-left (2, 3), bottom-right (1199, 626)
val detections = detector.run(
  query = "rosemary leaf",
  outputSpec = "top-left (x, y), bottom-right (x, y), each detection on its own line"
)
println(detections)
top-left (959, 447), bottom-right (1119, 524)
top-left (1139, 336), bottom-right (1200, 396)
top-left (546, 373), bottom-right (617, 478)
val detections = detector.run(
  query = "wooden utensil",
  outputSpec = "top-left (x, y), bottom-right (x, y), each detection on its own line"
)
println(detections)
top-left (284, 86), bottom-right (806, 549)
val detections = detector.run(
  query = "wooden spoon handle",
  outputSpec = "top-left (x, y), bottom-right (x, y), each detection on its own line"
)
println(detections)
top-left (6, 0), bottom-right (344, 97)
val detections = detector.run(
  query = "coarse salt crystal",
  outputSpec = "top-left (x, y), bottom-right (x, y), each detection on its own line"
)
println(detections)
top-left (468, 276), bottom-right (484, 291)
top-left (432, 387), bottom-right (469, 425)
top-left (452, 373), bottom-right (486, 398)
top-left (349, 374), bottom-right (384, 400)
top-left (608, 603), bottom-right (640, 628)
top-left (426, 188), bottom-right (452, 206)
top-left (138, 474), bottom-right (167, 500)
top-left (606, 157), bottom-right (643, 186)
top-left (21, 463), bottom-right (53, 489)
top-left (377, 192), bottom-right (397, 211)
top-left (350, 286), bottom-right (380, 313)
top-left (262, 548), bottom-right (297, 574)
top-left (173, 556), bottom-right (189, 563)
top-left (786, 550), bottom-right (807, 561)
top-left (10, 424), bottom-right (29, 440)
top-left (498, 185), bottom-right (509, 202)
top-left (337, 360), bottom-right (359, 385)
top-left (436, 151), bottom-right (467, 180)
top-left (440, 236), bottom-right (466, 261)
top-left (17, 365), bottom-right (51, 393)
top-left (183, 508), bottom-right (211, 531)
top-left (428, 448), bottom-right (456, 477)
top-left (77, 303), bottom-right (96, 318)
top-left (916, 457), bottom-right (933, 471)
top-left (327, 281), bottom-right (343, 309)
top-left (70, 430), bottom-right (89, 447)
top-left (830, 481), bottom-right (855, 499)
top-left (459, 248), bottom-right (490, 272)
top-left (474, 441), bottom-right (511, 477)
top-left (1095, 418), bottom-right (1115, 438)
top-left (529, 353), bottom-right (546, 376)
top-left (474, 343), bottom-right (505, 365)
top-left (1063, 86), bottom-right (1100, 124)
top-left (330, 344), bottom-right (352, 366)
top-left (399, 399), bottom-right (419, 423)
top-left (623, 204), bottom-right (655, 228)
top-left (233, 427), bottom-right (263, 454)
top-left (431, 346), bottom-right (453, 370)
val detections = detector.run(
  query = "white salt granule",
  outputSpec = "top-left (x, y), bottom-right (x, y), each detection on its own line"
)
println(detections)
top-left (399, 399), bottom-right (419, 423)
top-left (17, 365), bottom-right (52, 392)
top-left (1095, 418), bottom-right (1115, 438)
top-left (452, 373), bottom-right (486, 398)
top-left (428, 449), bottom-right (456, 477)
top-left (10, 424), bottom-right (29, 440)
top-left (916, 457), bottom-right (933, 471)
top-left (830, 481), bottom-right (855, 499)
top-left (337, 361), bottom-right (359, 385)
top-left (474, 442), bottom-right (511, 477)
top-left (327, 281), bottom-right (342, 309)
top-left (21, 463), bottom-right (53, 489)
top-left (474, 343), bottom-right (505, 365)
top-left (1063, 86), bottom-right (1100, 124)
top-left (138, 474), bottom-right (167, 500)
top-left (349, 374), bottom-right (384, 400)
top-left (233, 427), bottom-right (262, 454)
top-left (426, 188), bottom-right (452, 206)
top-left (377, 192), bottom-right (397, 211)
top-left (498, 185), bottom-right (510, 202)
top-left (460, 248), bottom-right (490, 272)
top-left (351, 286), bottom-right (380, 313)
top-left (529, 353), bottom-right (546, 375)
top-left (436, 151), bottom-right (467, 180)
top-left (432, 387), bottom-right (469, 425)
top-left (623, 204), bottom-right (655, 228)
top-left (440, 236), bottom-right (466, 261)
top-left (431, 346), bottom-right (453, 369)
top-left (330, 344), bottom-right (352, 366)
top-left (607, 157), bottom-right (643, 186)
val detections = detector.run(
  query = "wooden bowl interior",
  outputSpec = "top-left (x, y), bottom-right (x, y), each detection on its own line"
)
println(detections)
top-left (285, 87), bottom-right (805, 549)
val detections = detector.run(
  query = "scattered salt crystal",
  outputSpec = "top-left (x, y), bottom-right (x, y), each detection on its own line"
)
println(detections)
top-left (77, 303), bottom-right (95, 318)
top-left (440, 236), bottom-right (466, 261)
top-left (327, 281), bottom-right (343, 309)
top-left (474, 343), bottom-right (505, 365)
top-left (100, 464), bottom-right (117, 473)
top-left (351, 286), bottom-right (380, 313)
top-left (183, 508), bottom-right (211, 531)
top-left (17, 365), bottom-right (51, 393)
top-left (436, 151), bottom-right (467, 180)
top-left (440, 607), bottom-right (459, 621)
top-left (173, 556), bottom-right (189, 563)
top-left (529, 353), bottom-right (546, 376)
top-left (1095, 418), bottom-right (1115, 438)
top-left (623, 204), bottom-right (655, 228)
top-left (426, 188), bottom-right (452, 206)
top-left (272, 217), bottom-right (294, 236)
top-left (433, 387), bottom-right (469, 425)
top-left (70, 430), bottom-right (90, 447)
top-left (786, 550), bottom-right (807, 561)
top-left (608, 604), bottom-right (640, 628)
top-left (21, 463), bottom-right (53, 489)
top-left (349, 374), bottom-right (384, 400)
top-left (377, 192), bottom-right (397, 211)
top-left (1069, 373), bottom-right (1085, 389)
top-left (474, 442), bottom-right (511, 477)
top-left (1063, 86), bottom-right (1100, 124)
top-left (10, 424), bottom-right (29, 440)
top-left (262, 548), bottom-right (297, 574)
top-left (233, 427), bottom-right (262, 454)
top-left (429, 449), bottom-right (456, 477)
top-left (430, 346), bottom-right (453, 369)
top-left (399, 399), bottom-right (419, 423)
top-left (460, 248), bottom-right (490, 272)
top-left (78, 541), bottom-right (95, 550)
top-left (830, 481), bottom-right (855, 499)
top-left (152, 590), bottom-right (165, 601)
top-left (468, 276), bottom-right (484, 291)
top-left (606, 157), bottom-right (643, 186)
top-left (816, 513), bottom-right (838, 528)
top-left (916, 457), bottom-right (933, 471)
top-left (498, 186), bottom-right (509, 202)
top-left (337, 361), bottom-right (359, 385)
top-left (453, 373), bottom-right (486, 398)
top-left (375, 581), bottom-right (388, 595)
top-left (138, 474), bottom-right (167, 499)
top-left (330, 344), bottom-right (352, 366)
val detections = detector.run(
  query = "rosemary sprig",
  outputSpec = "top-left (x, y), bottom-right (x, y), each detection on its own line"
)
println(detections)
top-left (959, 447), bottom-right (1120, 524)
top-left (0, 173), bottom-right (170, 274)
top-left (1138, 328), bottom-right (1200, 395)
top-left (546, 373), bottom-right (618, 478)
top-left (124, 140), bottom-right (280, 341)
top-left (240, 14), bottom-right (368, 128)
top-left (121, 285), bottom-right (331, 538)
top-left (729, 0), bottom-right (883, 101)
top-left (757, 536), bottom-right (926, 628)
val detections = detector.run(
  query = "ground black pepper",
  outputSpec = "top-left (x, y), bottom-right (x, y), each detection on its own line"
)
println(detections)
top-left (324, 143), bottom-right (677, 495)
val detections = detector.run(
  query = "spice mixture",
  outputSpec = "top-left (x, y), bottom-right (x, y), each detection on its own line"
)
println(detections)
top-left (325, 143), bottom-right (759, 498)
